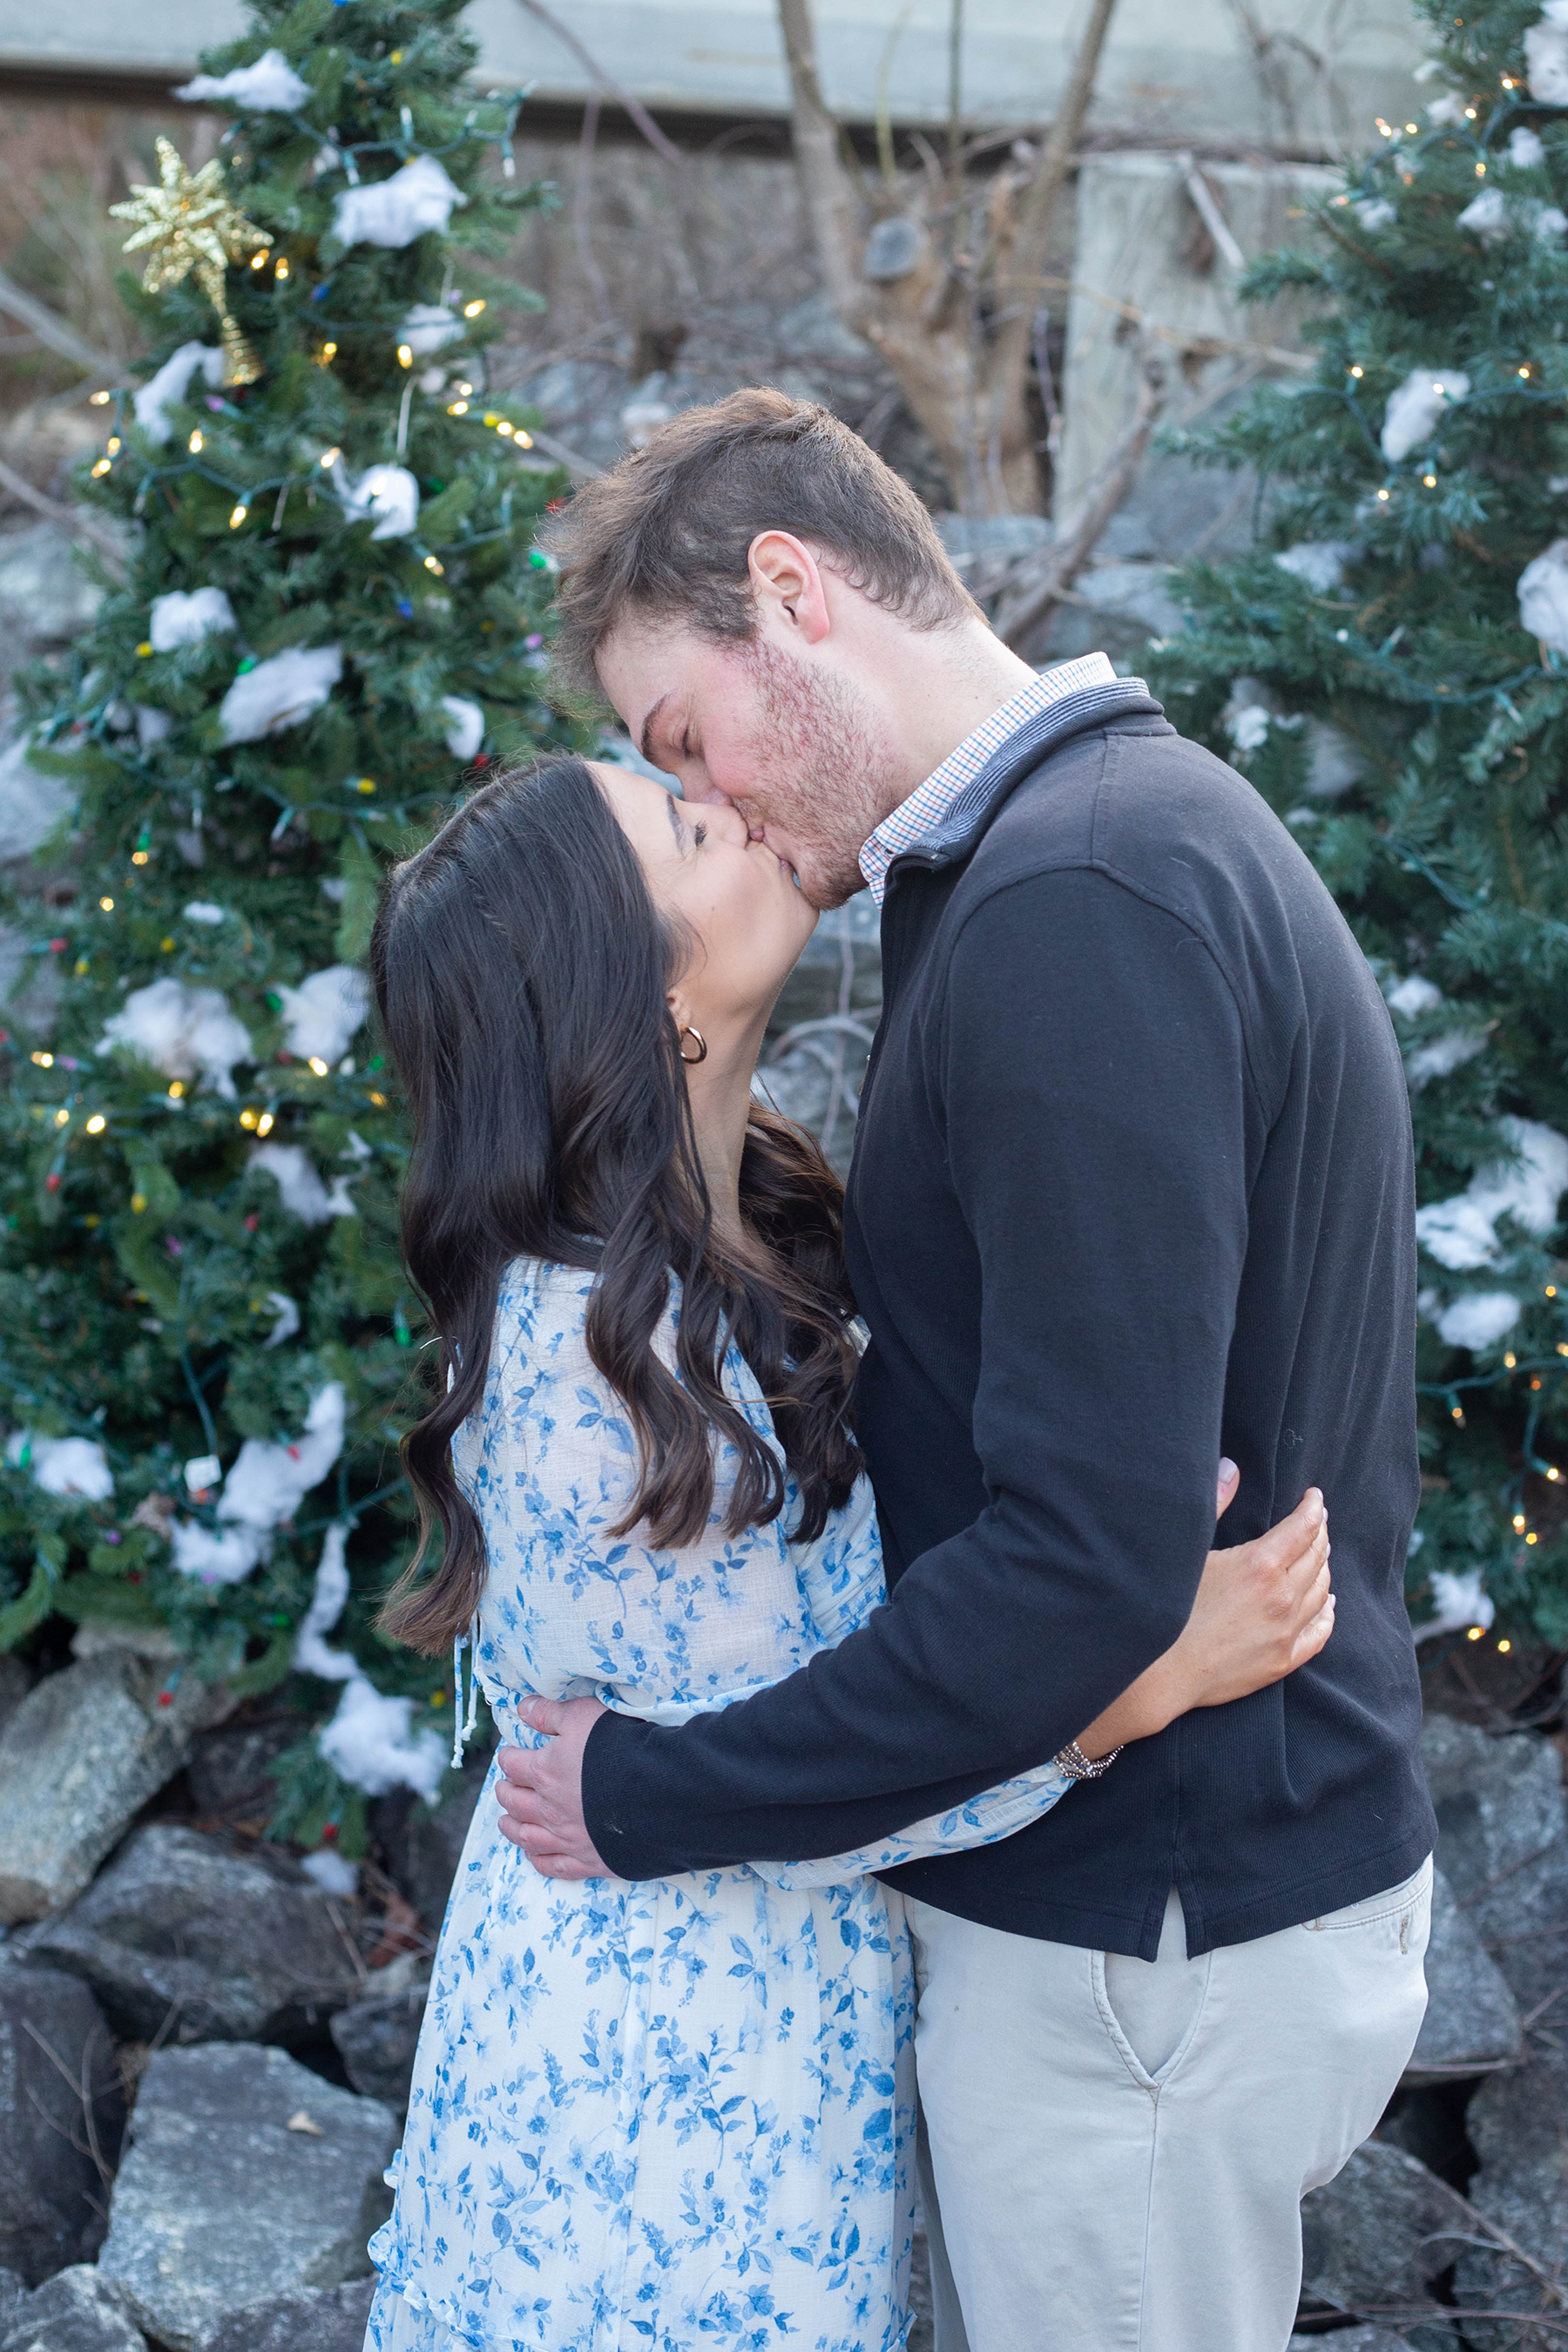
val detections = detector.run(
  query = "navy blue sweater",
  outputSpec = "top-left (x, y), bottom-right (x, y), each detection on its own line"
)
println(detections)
top-left (583, 686), bottom-right (1435, 1958)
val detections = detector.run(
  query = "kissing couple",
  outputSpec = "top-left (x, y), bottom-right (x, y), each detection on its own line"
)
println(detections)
top-left (361, 389), bottom-right (1436, 2352)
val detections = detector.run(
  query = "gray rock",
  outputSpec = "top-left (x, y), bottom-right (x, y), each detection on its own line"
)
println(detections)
top-left (0, 1661), bottom-right (28, 1742)
top-left (0, 738), bottom-right (74, 868)
top-left (908, 2226), bottom-right (933, 2352)
top-left (186, 1716), bottom-right (303, 1819)
top-left (30, 1823), bottom-right (363, 2044)
top-left (0, 2268), bottom-right (145, 2352)
top-left (1453, 2045), bottom-right (1568, 2347)
top-left (862, 216), bottom-right (926, 283)
top-left (0, 2271), bottom-right (24, 2328)
top-left (1290, 2334), bottom-right (1413, 2351)
top-left (1404, 1863), bottom-right (1522, 2078)
top-left (1421, 1714), bottom-right (1568, 2013)
top-left (1301, 2139), bottom-right (1473, 2349)
top-left (0, 1968), bottom-right (123, 2285)
top-left (328, 1960), bottom-right (428, 2109)
top-left (373, 1768), bottom-right (486, 1935)
top-left (199, 2277), bottom-right (374, 2352)
top-left (0, 526), bottom-right (102, 647)
top-left (98, 2043), bottom-right (395, 2352)
top-left (0, 1653), bottom-right (217, 1923)
top-left (1035, 559), bottom-right (1183, 666)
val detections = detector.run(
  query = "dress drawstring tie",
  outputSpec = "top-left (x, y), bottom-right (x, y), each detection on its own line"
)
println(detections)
top-left (451, 1616), bottom-right (480, 1767)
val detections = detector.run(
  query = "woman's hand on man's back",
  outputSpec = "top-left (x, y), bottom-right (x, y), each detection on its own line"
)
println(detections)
top-left (1074, 1471), bottom-right (1333, 1759)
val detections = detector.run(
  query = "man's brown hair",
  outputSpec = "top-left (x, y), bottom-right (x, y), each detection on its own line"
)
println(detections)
top-left (540, 386), bottom-right (978, 699)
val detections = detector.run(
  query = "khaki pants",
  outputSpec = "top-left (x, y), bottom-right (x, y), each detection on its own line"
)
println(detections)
top-left (907, 1858), bottom-right (1431, 2352)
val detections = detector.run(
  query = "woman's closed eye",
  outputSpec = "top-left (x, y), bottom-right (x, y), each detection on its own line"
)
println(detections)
top-left (691, 821), bottom-right (707, 848)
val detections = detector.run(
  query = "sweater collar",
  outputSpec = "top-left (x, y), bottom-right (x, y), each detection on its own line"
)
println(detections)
top-left (870, 669), bottom-right (1163, 894)
top-left (858, 655), bottom-right (1119, 905)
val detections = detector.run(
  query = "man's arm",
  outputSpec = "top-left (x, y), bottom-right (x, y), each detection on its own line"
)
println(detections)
top-left (567, 868), bottom-right (1260, 1877)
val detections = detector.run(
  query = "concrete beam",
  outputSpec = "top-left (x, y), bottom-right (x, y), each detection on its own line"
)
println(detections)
top-left (0, 0), bottom-right (1424, 154)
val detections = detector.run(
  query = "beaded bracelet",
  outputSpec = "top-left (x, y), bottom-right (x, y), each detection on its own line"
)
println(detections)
top-left (1053, 1739), bottom-right (1123, 1781)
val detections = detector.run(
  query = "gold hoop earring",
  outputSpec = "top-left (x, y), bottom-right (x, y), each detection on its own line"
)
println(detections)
top-left (678, 1025), bottom-right (708, 1065)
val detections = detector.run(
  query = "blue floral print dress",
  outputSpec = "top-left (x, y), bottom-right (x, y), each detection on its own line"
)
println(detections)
top-left (365, 1260), bottom-right (1073, 2352)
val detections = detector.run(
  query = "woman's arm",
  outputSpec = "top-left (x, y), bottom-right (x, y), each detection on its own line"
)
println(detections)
top-left (748, 1472), bottom-right (1331, 1890)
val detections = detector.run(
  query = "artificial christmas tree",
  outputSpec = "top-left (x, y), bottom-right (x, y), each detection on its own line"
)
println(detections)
top-left (1151, 0), bottom-right (1568, 1651)
top-left (0, 0), bottom-right (571, 1851)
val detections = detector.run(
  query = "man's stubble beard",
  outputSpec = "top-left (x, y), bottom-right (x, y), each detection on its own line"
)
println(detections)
top-left (737, 637), bottom-right (905, 910)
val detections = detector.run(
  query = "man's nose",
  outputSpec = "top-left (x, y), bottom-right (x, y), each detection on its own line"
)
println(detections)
top-left (679, 781), bottom-right (763, 838)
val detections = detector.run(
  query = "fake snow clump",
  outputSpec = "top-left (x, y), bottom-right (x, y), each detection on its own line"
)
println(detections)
top-left (1381, 368), bottom-right (1470, 463)
top-left (1384, 975), bottom-right (1488, 1087)
top-left (1526, 2), bottom-right (1568, 105)
top-left (1510, 126), bottom-right (1547, 167)
top-left (298, 1523), bottom-right (451, 1801)
top-left (5, 1432), bottom-right (113, 1500)
top-left (148, 587), bottom-right (235, 652)
top-left (133, 344), bottom-right (224, 445)
top-left (1274, 541), bottom-right (1359, 592)
top-left (223, 1380), bottom-right (347, 1531)
top-left (177, 48), bottom-right (313, 110)
top-left (332, 155), bottom-right (464, 249)
top-left (275, 964), bottom-right (370, 1064)
top-left (263, 1291), bottom-right (301, 1348)
top-left (1517, 539), bottom-right (1568, 653)
top-left (250, 1142), bottom-right (356, 1224)
top-left (1434, 1290), bottom-right (1524, 1348)
top-left (219, 645), bottom-right (341, 744)
top-left (402, 303), bottom-right (463, 355)
top-left (98, 977), bottom-right (253, 1098)
top-left (301, 1849), bottom-right (360, 1896)
top-left (1415, 1116), bottom-right (1568, 1268)
top-left (294, 1522), bottom-right (355, 1681)
top-left (1408, 1029), bottom-right (1489, 1085)
top-left (169, 1383), bottom-right (347, 1585)
top-left (1414, 1566), bottom-right (1496, 1642)
top-left (169, 1521), bottom-right (265, 1584)
top-left (183, 902), bottom-right (225, 924)
top-left (1387, 974), bottom-right (1443, 1017)
top-left (1456, 186), bottom-right (1567, 243)
top-left (320, 1673), bottom-right (448, 1801)
top-left (441, 695), bottom-right (484, 760)
top-left (1355, 197), bottom-right (1397, 228)
top-left (342, 464), bottom-right (418, 541)
top-left (1223, 679), bottom-right (1274, 754)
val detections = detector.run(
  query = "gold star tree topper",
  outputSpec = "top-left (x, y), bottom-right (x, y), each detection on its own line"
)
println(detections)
top-left (112, 137), bottom-right (273, 387)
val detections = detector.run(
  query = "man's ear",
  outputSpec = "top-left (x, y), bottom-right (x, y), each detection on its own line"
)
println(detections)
top-left (748, 531), bottom-right (832, 645)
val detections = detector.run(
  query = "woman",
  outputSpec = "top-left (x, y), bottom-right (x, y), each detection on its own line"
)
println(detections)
top-left (362, 756), bottom-right (1333, 2352)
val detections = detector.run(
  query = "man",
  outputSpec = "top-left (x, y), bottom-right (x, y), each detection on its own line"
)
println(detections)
top-left (493, 389), bottom-right (1435, 2349)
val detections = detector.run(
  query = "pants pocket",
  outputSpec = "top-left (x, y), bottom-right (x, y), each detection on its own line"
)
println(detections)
top-left (1303, 1855), bottom-right (1433, 1938)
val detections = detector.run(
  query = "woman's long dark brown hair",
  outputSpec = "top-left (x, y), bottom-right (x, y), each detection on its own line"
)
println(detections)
top-left (369, 755), bottom-right (863, 1655)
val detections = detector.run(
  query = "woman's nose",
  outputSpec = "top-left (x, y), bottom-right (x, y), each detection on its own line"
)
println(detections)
top-left (709, 801), bottom-right (754, 845)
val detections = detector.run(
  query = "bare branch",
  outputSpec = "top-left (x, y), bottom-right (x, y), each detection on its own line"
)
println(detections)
top-left (775, 0), bottom-right (868, 328)
top-left (0, 267), bottom-right (118, 380)
top-left (994, 346), bottom-right (1167, 650)
top-left (513, 0), bottom-right (687, 169)
top-left (1175, 151), bottom-right (1246, 272)
top-left (526, 427), bottom-right (605, 483)
top-left (988, 0), bottom-right (1121, 406)
top-left (573, 96), bottom-right (612, 323)
top-left (0, 451), bottom-right (128, 575)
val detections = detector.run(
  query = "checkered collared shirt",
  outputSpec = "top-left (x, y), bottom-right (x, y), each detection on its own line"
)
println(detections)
top-left (857, 652), bottom-right (1119, 905)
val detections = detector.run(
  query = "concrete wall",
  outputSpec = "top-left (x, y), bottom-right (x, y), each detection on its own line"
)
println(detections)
top-left (0, 0), bottom-right (1425, 154)
top-left (1056, 150), bottom-right (1338, 547)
